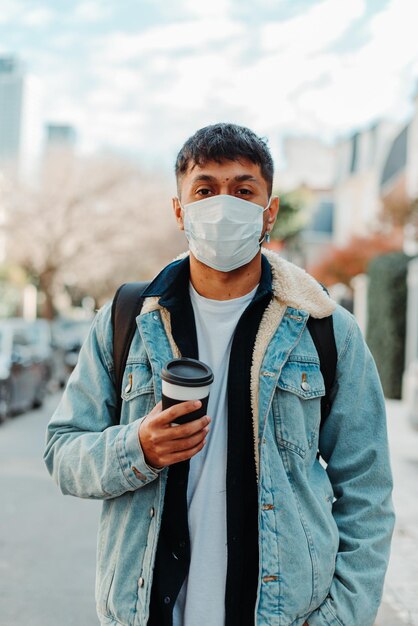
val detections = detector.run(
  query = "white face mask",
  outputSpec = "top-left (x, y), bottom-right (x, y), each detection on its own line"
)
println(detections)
top-left (181, 194), bottom-right (271, 272)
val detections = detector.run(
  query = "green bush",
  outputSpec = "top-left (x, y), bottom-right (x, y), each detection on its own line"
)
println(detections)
top-left (366, 251), bottom-right (410, 399)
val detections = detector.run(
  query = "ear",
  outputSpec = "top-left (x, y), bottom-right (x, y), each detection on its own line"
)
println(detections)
top-left (266, 195), bottom-right (279, 232)
top-left (172, 197), bottom-right (184, 231)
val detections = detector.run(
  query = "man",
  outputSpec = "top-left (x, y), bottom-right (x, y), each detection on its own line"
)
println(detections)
top-left (44, 123), bottom-right (394, 626)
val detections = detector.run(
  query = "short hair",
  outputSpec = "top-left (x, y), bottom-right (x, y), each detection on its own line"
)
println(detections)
top-left (175, 123), bottom-right (274, 195)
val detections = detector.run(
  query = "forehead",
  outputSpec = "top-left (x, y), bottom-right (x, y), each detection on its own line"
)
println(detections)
top-left (182, 158), bottom-right (265, 186)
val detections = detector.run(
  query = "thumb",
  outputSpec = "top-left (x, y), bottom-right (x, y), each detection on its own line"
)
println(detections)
top-left (148, 401), bottom-right (162, 417)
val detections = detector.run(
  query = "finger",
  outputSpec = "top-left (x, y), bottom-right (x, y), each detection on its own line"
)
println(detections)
top-left (168, 415), bottom-right (211, 440)
top-left (159, 428), bottom-right (208, 454)
top-left (157, 400), bottom-right (203, 425)
top-left (166, 439), bottom-right (207, 465)
top-left (147, 422), bottom-right (208, 456)
top-left (146, 401), bottom-right (162, 418)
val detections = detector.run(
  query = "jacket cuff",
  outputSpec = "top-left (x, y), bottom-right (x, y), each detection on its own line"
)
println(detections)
top-left (306, 598), bottom-right (343, 626)
top-left (116, 418), bottom-right (160, 488)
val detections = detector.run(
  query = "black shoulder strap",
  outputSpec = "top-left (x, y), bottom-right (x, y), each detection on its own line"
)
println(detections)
top-left (307, 315), bottom-right (337, 430)
top-left (111, 281), bottom-right (151, 424)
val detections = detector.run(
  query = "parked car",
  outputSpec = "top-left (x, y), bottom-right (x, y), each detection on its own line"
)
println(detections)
top-left (25, 319), bottom-right (68, 390)
top-left (51, 317), bottom-right (94, 375)
top-left (0, 319), bottom-right (50, 421)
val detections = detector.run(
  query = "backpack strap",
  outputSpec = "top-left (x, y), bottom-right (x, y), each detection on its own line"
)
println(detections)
top-left (111, 281), bottom-right (151, 424)
top-left (307, 315), bottom-right (337, 430)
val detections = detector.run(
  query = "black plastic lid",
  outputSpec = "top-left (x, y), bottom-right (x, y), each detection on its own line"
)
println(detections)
top-left (161, 357), bottom-right (214, 387)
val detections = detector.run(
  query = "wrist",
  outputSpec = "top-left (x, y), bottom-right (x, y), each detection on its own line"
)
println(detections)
top-left (146, 462), bottom-right (164, 472)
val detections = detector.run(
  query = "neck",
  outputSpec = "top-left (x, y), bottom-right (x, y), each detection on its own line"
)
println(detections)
top-left (189, 251), bottom-right (262, 300)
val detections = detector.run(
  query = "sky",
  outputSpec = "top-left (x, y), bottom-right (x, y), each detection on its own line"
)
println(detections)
top-left (1, 0), bottom-right (418, 171)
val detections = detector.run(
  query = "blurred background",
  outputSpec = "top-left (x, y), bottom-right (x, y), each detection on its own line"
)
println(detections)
top-left (0, 1), bottom-right (418, 625)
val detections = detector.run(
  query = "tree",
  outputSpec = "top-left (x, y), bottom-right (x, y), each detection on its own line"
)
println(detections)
top-left (270, 190), bottom-right (305, 243)
top-left (0, 151), bottom-right (185, 318)
top-left (308, 233), bottom-right (402, 288)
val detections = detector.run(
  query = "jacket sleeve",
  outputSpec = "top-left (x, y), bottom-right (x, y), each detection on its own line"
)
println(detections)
top-left (306, 310), bottom-right (395, 626)
top-left (43, 302), bottom-right (160, 499)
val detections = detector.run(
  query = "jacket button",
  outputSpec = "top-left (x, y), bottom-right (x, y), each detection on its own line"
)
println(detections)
top-left (263, 575), bottom-right (278, 583)
top-left (138, 577), bottom-right (144, 587)
top-left (164, 596), bottom-right (171, 604)
top-left (301, 381), bottom-right (310, 391)
top-left (125, 373), bottom-right (133, 394)
top-left (132, 466), bottom-right (146, 481)
top-left (149, 507), bottom-right (155, 518)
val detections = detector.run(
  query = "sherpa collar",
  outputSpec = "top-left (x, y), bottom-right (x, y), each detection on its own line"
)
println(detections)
top-left (141, 249), bottom-right (335, 319)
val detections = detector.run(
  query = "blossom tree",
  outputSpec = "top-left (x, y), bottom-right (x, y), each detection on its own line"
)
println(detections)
top-left (0, 151), bottom-right (185, 317)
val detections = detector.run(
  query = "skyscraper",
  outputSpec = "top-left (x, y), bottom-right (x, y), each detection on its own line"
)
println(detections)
top-left (46, 123), bottom-right (77, 149)
top-left (0, 56), bottom-right (43, 180)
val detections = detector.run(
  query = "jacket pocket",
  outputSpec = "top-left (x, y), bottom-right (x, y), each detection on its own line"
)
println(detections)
top-left (120, 360), bottom-right (155, 422)
top-left (273, 359), bottom-right (325, 457)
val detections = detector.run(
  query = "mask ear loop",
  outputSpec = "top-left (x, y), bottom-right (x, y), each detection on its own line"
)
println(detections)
top-left (177, 198), bottom-right (188, 230)
top-left (259, 196), bottom-right (272, 245)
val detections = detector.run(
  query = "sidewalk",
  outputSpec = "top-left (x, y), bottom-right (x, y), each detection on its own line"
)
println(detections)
top-left (374, 400), bottom-right (418, 626)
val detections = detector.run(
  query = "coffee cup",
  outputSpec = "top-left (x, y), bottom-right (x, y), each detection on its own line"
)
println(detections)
top-left (161, 357), bottom-right (214, 425)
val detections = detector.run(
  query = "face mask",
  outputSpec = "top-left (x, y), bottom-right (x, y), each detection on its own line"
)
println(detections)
top-left (181, 194), bottom-right (271, 272)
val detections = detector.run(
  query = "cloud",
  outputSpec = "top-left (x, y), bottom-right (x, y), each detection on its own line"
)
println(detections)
top-left (0, 1), bottom-right (54, 27)
top-left (80, 0), bottom-right (375, 156)
top-left (0, 0), bottom-right (20, 24)
top-left (22, 7), bottom-right (55, 27)
top-left (261, 0), bottom-right (366, 56)
top-left (73, 0), bottom-right (417, 161)
top-left (284, 0), bottom-right (418, 132)
top-left (93, 19), bottom-right (244, 64)
top-left (3, 0), bottom-right (417, 167)
top-left (364, 0), bottom-right (418, 74)
top-left (176, 0), bottom-right (232, 19)
top-left (72, 1), bottom-right (113, 22)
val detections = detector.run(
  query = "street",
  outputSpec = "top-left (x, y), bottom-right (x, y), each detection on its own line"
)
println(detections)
top-left (0, 394), bottom-right (417, 625)
top-left (376, 401), bottom-right (418, 626)
top-left (0, 394), bottom-right (100, 626)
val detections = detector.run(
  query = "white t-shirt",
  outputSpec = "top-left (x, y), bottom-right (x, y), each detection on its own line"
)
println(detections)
top-left (172, 282), bottom-right (258, 626)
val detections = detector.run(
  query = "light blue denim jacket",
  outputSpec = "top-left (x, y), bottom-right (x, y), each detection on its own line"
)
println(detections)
top-left (44, 250), bottom-right (394, 626)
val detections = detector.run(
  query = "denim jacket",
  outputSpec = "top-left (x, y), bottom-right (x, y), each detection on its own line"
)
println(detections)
top-left (44, 250), bottom-right (394, 626)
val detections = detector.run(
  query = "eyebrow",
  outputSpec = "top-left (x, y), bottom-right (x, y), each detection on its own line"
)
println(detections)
top-left (191, 174), bottom-right (260, 184)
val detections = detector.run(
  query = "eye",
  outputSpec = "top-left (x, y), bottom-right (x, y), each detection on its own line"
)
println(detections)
top-left (236, 188), bottom-right (253, 197)
top-left (196, 188), bottom-right (213, 196)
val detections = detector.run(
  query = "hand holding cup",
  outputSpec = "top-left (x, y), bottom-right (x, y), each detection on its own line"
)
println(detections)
top-left (138, 400), bottom-right (210, 469)
top-left (139, 357), bottom-right (214, 468)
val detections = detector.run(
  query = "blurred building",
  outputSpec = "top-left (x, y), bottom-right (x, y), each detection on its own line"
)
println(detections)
top-left (279, 136), bottom-right (335, 192)
top-left (45, 123), bottom-right (77, 150)
top-left (280, 120), bottom-right (411, 252)
top-left (333, 121), bottom-right (400, 246)
top-left (379, 90), bottom-right (418, 255)
top-left (0, 55), bottom-right (43, 181)
top-left (277, 137), bottom-right (336, 267)
top-left (299, 189), bottom-right (335, 266)
top-left (406, 89), bottom-right (418, 201)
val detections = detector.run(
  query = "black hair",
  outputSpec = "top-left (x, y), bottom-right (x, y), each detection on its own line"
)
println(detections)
top-left (175, 122), bottom-right (274, 194)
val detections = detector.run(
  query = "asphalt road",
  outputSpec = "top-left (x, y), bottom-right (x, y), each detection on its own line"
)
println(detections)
top-left (0, 393), bottom-right (100, 626)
